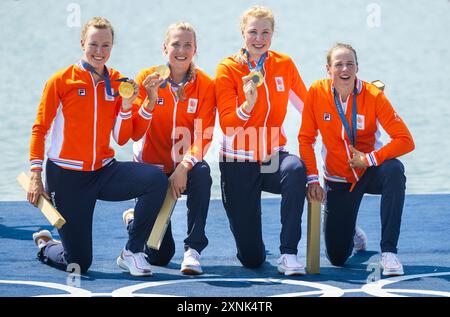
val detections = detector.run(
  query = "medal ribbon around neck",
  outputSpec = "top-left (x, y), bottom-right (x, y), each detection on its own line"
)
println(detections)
top-left (243, 49), bottom-right (267, 86)
top-left (333, 87), bottom-right (358, 147)
top-left (81, 60), bottom-right (129, 97)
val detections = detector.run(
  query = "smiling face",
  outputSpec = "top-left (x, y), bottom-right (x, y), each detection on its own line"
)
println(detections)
top-left (81, 26), bottom-right (113, 73)
top-left (242, 16), bottom-right (273, 62)
top-left (327, 47), bottom-right (359, 94)
top-left (164, 28), bottom-right (196, 73)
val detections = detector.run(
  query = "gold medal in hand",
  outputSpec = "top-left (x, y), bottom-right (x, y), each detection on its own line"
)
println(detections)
top-left (118, 81), bottom-right (134, 99)
top-left (155, 65), bottom-right (171, 80)
top-left (249, 71), bottom-right (264, 87)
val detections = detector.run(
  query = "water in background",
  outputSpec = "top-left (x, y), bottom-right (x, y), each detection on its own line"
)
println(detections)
top-left (1, 0), bottom-right (449, 200)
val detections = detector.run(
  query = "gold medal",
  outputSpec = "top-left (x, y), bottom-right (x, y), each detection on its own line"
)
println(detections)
top-left (118, 81), bottom-right (134, 99)
top-left (249, 71), bottom-right (264, 87)
top-left (155, 65), bottom-right (171, 80)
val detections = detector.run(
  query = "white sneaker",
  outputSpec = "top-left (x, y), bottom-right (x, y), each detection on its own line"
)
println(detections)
top-left (181, 248), bottom-right (203, 275)
top-left (354, 226), bottom-right (367, 252)
top-left (381, 252), bottom-right (404, 276)
top-left (277, 254), bottom-right (306, 276)
top-left (122, 208), bottom-right (135, 226)
top-left (32, 230), bottom-right (56, 249)
top-left (117, 248), bottom-right (153, 277)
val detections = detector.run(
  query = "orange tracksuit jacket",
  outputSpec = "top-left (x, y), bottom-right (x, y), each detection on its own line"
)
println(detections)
top-left (30, 61), bottom-right (133, 171)
top-left (215, 50), bottom-right (307, 162)
top-left (131, 66), bottom-right (216, 174)
top-left (298, 78), bottom-right (415, 185)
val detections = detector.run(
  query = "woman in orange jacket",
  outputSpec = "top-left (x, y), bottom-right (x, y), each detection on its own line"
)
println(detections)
top-left (215, 6), bottom-right (308, 275)
top-left (123, 22), bottom-right (216, 275)
top-left (28, 17), bottom-right (168, 277)
top-left (298, 43), bottom-right (415, 276)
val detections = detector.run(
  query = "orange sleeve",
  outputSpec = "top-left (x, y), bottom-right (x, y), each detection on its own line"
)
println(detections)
top-left (215, 61), bottom-right (251, 135)
top-left (29, 73), bottom-right (62, 171)
top-left (298, 85), bottom-right (320, 184)
top-left (289, 58), bottom-right (308, 113)
top-left (131, 69), bottom-right (153, 141)
top-left (366, 93), bottom-right (415, 166)
top-left (183, 79), bottom-right (216, 167)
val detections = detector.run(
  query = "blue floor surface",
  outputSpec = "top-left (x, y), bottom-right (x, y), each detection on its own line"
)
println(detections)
top-left (0, 195), bottom-right (449, 297)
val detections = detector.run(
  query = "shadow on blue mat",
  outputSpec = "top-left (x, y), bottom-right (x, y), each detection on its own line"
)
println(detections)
top-left (0, 224), bottom-right (53, 241)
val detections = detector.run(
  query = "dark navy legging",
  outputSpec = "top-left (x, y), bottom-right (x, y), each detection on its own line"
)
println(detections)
top-left (219, 152), bottom-right (307, 268)
top-left (324, 159), bottom-right (406, 266)
top-left (127, 161), bottom-right (212, 266)
top-left (38, 159), bottom-right (168, 273)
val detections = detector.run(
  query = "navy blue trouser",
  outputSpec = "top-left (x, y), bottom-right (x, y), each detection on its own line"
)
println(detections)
top-left (324, 159), bottom-right (406, 266)
top-left (219, 152), bottom-right (307, 268)
top-left (127, 161), bottom-right (212, 266)
top-left (38, 159), bottom-right (168, 273)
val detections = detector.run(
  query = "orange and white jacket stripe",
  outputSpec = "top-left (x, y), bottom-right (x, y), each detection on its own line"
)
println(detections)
top-left (131, 66), bottom-right (216, 174)
top-left (29, 62), bottom-right (132, 171)
top-left (298, 78), bottom-right (415, 185)
top-left (215, 50), bottom-right (307, 162)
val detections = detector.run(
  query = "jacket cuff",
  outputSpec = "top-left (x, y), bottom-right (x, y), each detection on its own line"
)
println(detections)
top-left (139, 105), bottom-right (153, 120)
top-left (306, 174), bottom-right (320, 185)
top-left (365, 152), bottom-right (378, 167)
top-left (236, 104), bottom-right (251, 121)
top-left (30, 159), bottom-right (43, 171)
top-left (119, 110), bottom-right (132, 120)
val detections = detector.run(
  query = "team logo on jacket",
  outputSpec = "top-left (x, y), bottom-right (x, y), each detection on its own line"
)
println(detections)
top-left (78, 89), bottom-right (86, 96)
top-left (104, 88), bottom-right (115, 101)
top-left (275, 77), bottom-right (285, 92)
top-left (357, 114), bottom-right (365, 130)
top-left (324, 113), bottom-right (332, 121)
top-left (156, 98), bottom-right (164, 105)
top-left (187, 98), bottom-right (198, 113)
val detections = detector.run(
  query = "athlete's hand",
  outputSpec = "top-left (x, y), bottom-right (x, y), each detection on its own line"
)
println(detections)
top-left (348, 145), bottom-right (368, 169)
top-left (168, 162), bottom-right (190, 199)
top-left (27, 171), bottom-right (50, 207)
top-left (242, 75), bottom-right (258, 112)
top-left (307, 183), bottom-right (325, 203)
top-left (121, 79), bottom-right (140, 110)
top-left (143, 73), bottom-right (165, 106)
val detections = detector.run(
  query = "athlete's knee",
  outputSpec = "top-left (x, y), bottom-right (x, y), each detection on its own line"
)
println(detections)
top-left (382, 159), bottom-right (405, 175)
top-left (236, 243), bottom-right (266, 268)
top-left (381, 159), bottom-right (406, 185)
top-left (284, 159), bottom-right (307, 184)
top-left (146, 247), bottom-right (175, 267)
top-left (67, 256), bottom-right (92, 274)
top-left (326, 249), bottom-right (349, 267)
top-left (190, 162), bottom-right (212, 188)
top-left (238, 252), bottom-right (266, 268)
top-left (142, 166), bottom-right (168, 194)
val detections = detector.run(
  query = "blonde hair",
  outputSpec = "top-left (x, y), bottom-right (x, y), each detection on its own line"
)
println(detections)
top-left (81, 16), bottom-right (114, 43)
top-left (164, 22), bottom-right (197, 102)
top-left (240, 5), bottom-right (275, 35)
top-left (164, 22), bottom-right (197, 48)
top-left (326, 43), bottom-right (358, 66)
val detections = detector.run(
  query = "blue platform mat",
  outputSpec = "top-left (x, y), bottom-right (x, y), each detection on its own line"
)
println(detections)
top-left (0, 195), bottom-right (449, 297)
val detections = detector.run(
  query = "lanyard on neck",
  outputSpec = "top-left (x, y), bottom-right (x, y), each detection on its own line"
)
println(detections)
top-left (243, 49), bottom-right (267, 73)
top-left (333, 87), bottom-right (358, 146)
top-left (81, 60), bottom-right (128, 97)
